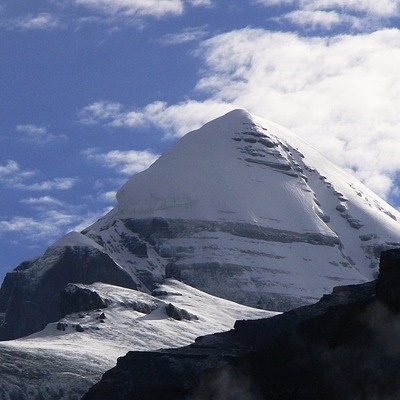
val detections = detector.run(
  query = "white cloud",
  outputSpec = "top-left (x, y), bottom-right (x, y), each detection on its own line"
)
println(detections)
top-left (187, 0), bottom-right (213, 7)
top-left (0, 199), bottom-right (112, 246)
top-left (253, 0), bottom-right (294, 5)
top-left (20, 196), bottom-right (64, 207)
top-left (0, 217), bottom-right (60, 238)
top-left (0, 211), bottom-right (76, 241)
top-left (78, 101), bottom-right (125, 125)
top-left (0, 160), bottom-right (36, 183)
top-left (83, 148), bottom-right (160, 175)
top-left (1, 0), bottom-right (214, 32)
top-left (58, 0), bottom-right (216, 30)
top-left (71, 0), bottom-right (212, 21)
top-left (0, 160), bottom-right (20, 177)
top-left (283, 10), bottom-right (360, 30)
top-left (0, 208), bottom-right (106, 244)
top-left (159, 26), bottom-right (209, 45)
top-left (101, 191), bottom-right (117, 202)
top-left (254, 0), bottom-right (399, 17)
top-left (16, 124), bottom-right (67, 144)
top-left (4, 12), bottom-right (61, 30)
top-left (254, 0), bottom-right (399, 31)
top-left (0, 161), bottom-right (77, 191)
top-left (72, 0), bottom-right (184, 18)
top-left (15, 177), bottom-right (78, 191)
top-left (78, 99), bottom-right (234, 137)
top-left (304, 0), bottom-right (399, 17)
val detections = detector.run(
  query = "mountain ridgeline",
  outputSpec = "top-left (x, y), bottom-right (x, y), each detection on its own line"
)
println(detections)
top-left (1, 109), bottom-right (400, 341)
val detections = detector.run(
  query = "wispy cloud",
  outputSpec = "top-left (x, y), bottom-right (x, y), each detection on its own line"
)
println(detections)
top-left (283, 10), bottom-right (360, 31)
top-left (14, 177), bottom-right (78, 191)
top-left (0, 216), bottom-right (62, 240)
top-left (70, 0), bottom-right (213, 24)
top-left (16, 124), bottom-right (67, 145)
top-left (82, 148), bottom-right (159, 175)
top-left (0, 160), bottom-right (35, 181)
top-left (78, 99), bottom-right (232, 136)
top-left (307, 0), bottom-right (399, 17)
top-left (188, 0), bottom-right (213, 6)
top-left (3, 12), bottom-right (61, 30)
top-left (0, 160), bottom-right (77, 191)
top-left (159, 26), bottom-right (209, 45)
top-left (100, 191), bottom-right (117, 202)
top-left (20, 196), bottom-right (64, 207)
top-left (0, 209), bottom-right (100, 243)
top-left (79, 100), bottom-right (232, 138)
top-left (77, 101), bottom-right (125, 125)
top-left (72, 0), bottom-right (184, 18)
top-left (1, 0), bottom-right (214, 32)
top-left (0, 195), bottom-right (112, 247)
top-left (78, 99), bottom-right (233, 137)
top-left (0, 160), bottom-right (21, 177)
top-left (254, 0), bottom-right (399, 16)
top-left (254, 0), bottom-right (399, 31)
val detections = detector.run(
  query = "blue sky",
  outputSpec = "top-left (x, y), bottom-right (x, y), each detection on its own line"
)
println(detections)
top-left (1, 0), bottom-right (400, 281)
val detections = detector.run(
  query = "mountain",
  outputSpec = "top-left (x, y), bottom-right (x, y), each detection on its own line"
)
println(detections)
top-left (82, 248), bottom-right (400, 400)
top-left (2, 108), bottom-right (400, 340)
top-left (1, 109), bottom-right (400, 397)
top-left (88, 108), bottom-right (400, 310)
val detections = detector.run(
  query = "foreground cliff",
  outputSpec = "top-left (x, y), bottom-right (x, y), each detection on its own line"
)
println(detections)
top-left (83, 248), bottom-right (400, 400)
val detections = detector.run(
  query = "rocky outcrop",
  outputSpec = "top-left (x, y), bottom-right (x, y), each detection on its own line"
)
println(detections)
top-left (165, 303), bottom-right (198, 321)
top-left (60, 283), bottom-right (111, 316)
top-left (0, 246), bottom-right (136, 340)
top-left (83, 249), bottom-right (400, 400)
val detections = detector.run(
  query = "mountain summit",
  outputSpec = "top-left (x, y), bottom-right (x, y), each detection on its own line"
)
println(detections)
top-left (91, 108), bottom-right (400, 306)
top-left (2, 109), bottom-right (400, 341)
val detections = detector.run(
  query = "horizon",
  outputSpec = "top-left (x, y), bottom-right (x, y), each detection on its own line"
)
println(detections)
top-left (2, 0), bottom-right (400, 281)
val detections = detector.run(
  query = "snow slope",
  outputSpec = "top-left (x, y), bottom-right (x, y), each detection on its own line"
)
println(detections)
top-left (0, 279), bottom-right (274, 399)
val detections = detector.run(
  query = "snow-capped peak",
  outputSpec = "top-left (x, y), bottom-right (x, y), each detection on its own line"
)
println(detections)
top-left (90, 108), bottom-right (400, 309)
top-left (115, 109), bottom-right (334, 236)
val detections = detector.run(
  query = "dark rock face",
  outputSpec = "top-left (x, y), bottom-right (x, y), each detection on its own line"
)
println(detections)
top-left (83, 249), bottom-right (400, 400)
top-left (165, 303), bottom-right (198, 321)
top-left (376, 248), bottom-right (400, 311)
top-left (0, 246), bottom-right (136, 340)
top-left (60, 283), bottom-right (111, 316)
